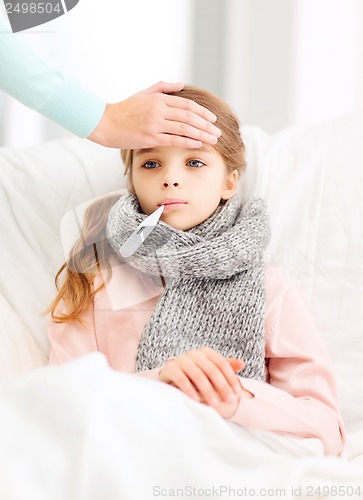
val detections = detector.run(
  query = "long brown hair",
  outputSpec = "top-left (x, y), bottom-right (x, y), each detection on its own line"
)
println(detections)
top-left (47, 85), bottom-right (247, 324)
top-left (45, 194), bottom-right (119, 324)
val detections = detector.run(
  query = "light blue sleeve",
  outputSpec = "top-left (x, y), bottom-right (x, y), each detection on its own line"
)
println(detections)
top-left (0, 17), bottom-right (106, 137)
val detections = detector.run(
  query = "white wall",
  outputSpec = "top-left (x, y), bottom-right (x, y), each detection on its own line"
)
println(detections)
top-left (0, 0), bottom-right (193, 146)
top-left (2, 0), bottom-right (363, 143)
top-left (292, 0), bottom-right (363, 126)
top-left (224, 0), bottom-right (363, 133)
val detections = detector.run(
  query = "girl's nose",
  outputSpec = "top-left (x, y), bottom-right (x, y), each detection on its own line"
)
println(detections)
top-left (163, 180), bottom-right (179, 187)
top-left (162, 164), bottom-right (181, 188)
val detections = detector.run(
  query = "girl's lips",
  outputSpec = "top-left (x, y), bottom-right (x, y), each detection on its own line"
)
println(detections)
top-left (161, 202), bottom-right (187, 212)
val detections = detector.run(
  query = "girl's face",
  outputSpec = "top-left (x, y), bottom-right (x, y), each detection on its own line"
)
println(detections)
top-left (129, 145), bottom-right (239, 230)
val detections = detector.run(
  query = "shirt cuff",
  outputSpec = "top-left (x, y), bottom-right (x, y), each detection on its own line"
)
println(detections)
top-left (226, 377), bottom-right (265, 425)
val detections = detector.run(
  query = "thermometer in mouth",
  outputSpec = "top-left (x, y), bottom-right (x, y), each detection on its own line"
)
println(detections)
top-left (120, 205), bottom-right (164, 258)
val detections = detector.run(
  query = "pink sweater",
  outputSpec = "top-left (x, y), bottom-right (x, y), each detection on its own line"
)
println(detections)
top-left (47, 259), bottom-right (345, 456)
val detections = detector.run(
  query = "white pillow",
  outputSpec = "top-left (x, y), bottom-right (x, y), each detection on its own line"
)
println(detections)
top-left (0, 294), bottom-right (47, 381)
top-left (0, 138), bottom-right (123, 362)
top-left (243, 114), bottom-right (363, 433)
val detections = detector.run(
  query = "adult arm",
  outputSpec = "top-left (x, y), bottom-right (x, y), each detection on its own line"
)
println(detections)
top-left (0, 16), bottom-right (105, 137)
top-left (0, 17), bottom-right (220, 147)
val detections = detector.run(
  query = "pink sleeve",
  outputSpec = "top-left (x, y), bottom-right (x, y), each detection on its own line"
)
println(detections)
top-left (47, 302), bottom-right (98, 365)
top-left (228, 282), bottom-right (345, 457)
top-left (47, 303), bottom-right (167, 381)
top-left (47, 299), bottom-right (168, 381)
top-left (46, 272), bottom-right (167, 381)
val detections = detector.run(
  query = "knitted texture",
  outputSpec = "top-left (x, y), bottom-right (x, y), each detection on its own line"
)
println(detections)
top-left (106, 190), bottom-right (270, 380)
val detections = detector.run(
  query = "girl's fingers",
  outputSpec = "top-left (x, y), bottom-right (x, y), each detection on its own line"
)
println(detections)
top-left (177, 357), bottom-right (222, 407)
top-left (227, 358), bottom-right (246, 374)
top-left (159, 360), bottom-right (201, 402)
top-left (202, 347), bottom-right (245, 394)
top-left (159, 350), bottom-right (246, 407)
top-left (191, 355), bottom-right (238, 405)
top-left (160, 357), bottom-right (222, 407)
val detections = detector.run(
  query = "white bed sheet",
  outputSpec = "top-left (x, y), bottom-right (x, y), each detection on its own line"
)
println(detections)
top-left (0, 353), bottom-right (362, 500)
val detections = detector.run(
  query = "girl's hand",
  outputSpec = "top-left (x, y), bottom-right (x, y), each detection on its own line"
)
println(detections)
top-left (199, 359), bottom-right (254, 419)
top-left (158, 347), bottom-right (245, 409)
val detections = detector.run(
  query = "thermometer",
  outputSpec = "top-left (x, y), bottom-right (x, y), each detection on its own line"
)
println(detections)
top-left (120, 205), bottom-right (164, 258)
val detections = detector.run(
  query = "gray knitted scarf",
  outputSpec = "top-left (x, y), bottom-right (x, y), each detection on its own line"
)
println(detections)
top-left (106, 190), bottom-right (270, 381)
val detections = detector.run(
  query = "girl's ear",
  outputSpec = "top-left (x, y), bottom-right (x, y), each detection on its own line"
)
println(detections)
top-left (221, 169), bottom-right (239, 200)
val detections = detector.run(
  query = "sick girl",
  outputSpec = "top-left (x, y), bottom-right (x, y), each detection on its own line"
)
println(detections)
top-left (47, 86), bottom-right (345, 456)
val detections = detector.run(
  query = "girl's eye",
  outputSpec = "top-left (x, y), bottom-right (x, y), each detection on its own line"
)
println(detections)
top-left (187, 160), bottom-right (205, 168)
top-left (142, 161), bottom-right (160, 169)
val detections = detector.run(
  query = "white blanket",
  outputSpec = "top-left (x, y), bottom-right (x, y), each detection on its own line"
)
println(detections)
top-left (0, 354), bottom-right (362, 500)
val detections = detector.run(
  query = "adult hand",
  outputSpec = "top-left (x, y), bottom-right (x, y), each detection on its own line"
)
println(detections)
top-left (87, 81), bottom-right (221, 149)
top-left (159, 346), bottom-right (247, 410)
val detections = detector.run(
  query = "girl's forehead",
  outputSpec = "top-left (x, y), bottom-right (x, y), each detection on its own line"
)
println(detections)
top-left (133, 145), bottom-right (217, 158)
